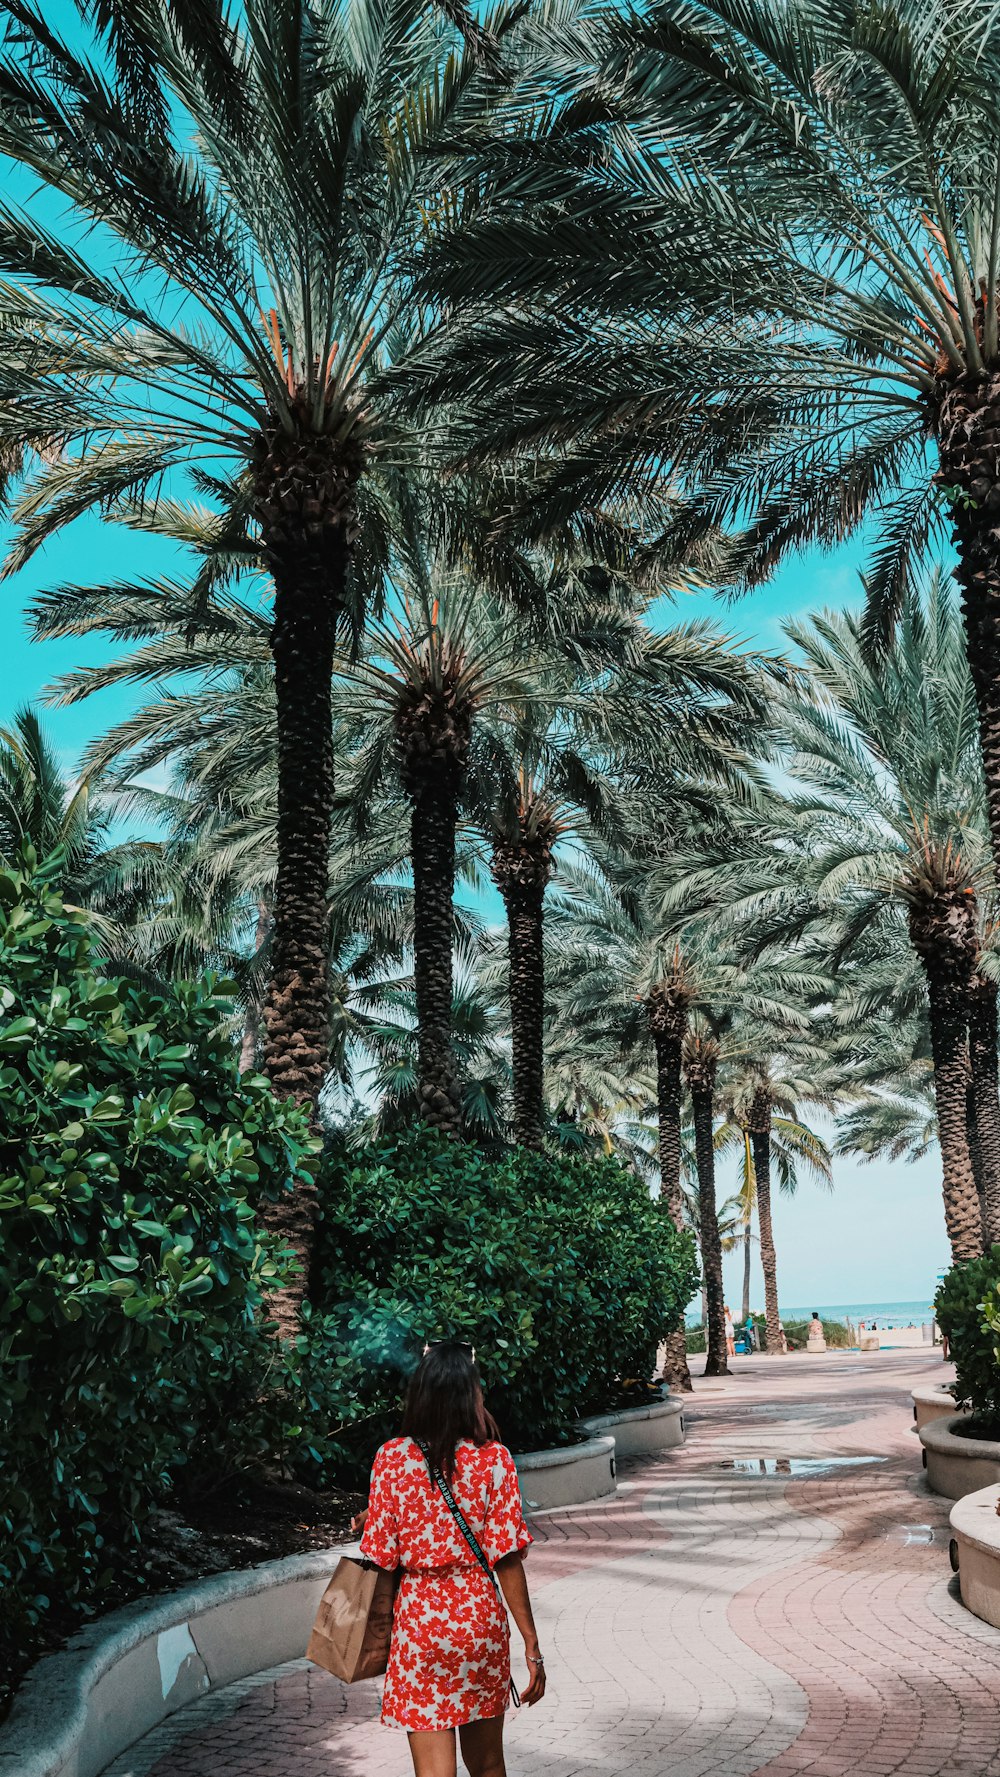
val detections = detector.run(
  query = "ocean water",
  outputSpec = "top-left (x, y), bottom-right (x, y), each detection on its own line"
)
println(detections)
top-left (687, 1298), bottom-right (936, 1329)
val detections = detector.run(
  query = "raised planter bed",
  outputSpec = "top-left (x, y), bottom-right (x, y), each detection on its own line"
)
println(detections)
top-left (950, 1483), bottom-right (1000, 1629)
top-left (514, 1434), bottom-right (617, 1510)
top-left (0, 1543), bottom-right (352, 1777)
top-left (912, 1382), bottom-right (961, 1433)
top-left (919, 1414), bottom-right (1000, 1500)
top-left (578, 1393), bottom-right (685, 1459)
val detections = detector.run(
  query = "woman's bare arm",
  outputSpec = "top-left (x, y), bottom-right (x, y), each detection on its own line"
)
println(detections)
top-left (495, 1552), bottom-right (546, 1705)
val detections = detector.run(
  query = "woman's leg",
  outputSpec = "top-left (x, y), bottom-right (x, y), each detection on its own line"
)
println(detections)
top-left (458, 1713), bottom-right (506, 1777)
top-left (407, 1728), bottom-right (458, 1777)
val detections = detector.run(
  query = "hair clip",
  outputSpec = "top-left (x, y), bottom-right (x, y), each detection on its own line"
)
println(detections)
top-left (421, 1339), bottom-right (476, 1362)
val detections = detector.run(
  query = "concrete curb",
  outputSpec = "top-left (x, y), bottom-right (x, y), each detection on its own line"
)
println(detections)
top-left (0, 1542), bottom-right (359, 1777)
top-left (514, 1435), bottom-right (616, 1510)
top-left (911, 1383), bottom-right (961, 1434)
top-left (951, 1484), bottom-right (1000, 1628)
top-left (920, 1414), bottom-right (1000, 1500)
top-left (579, 1395), bottom-right (685, 1458)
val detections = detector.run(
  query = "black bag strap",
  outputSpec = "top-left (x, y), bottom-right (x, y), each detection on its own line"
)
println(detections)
top-left (417, 1441), bottom-right (521, 1709)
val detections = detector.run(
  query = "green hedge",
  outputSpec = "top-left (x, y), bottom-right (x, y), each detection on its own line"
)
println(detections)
top-left (780, 1318), bottom-right (852, 1351)
top-left (0, 852), bottom-right (318, 1689)
top-left (313, 1129), bottom-right (699, 1461)
top-left (686, 1316), bottom-right (852, 1354)
top-left (935, 1252), bottom-right (1000, 1432)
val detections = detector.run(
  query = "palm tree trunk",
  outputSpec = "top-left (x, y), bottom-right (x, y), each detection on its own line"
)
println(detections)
top-left (937, 377), bottom-right (1000, 879)
top-left (253, 443), bottom-right (357, 1334)
top-left (924, 972), bottom-right (985, 1261)
top-left (239, 900), bottom-right (270, 1075)
top-left (969, 973), bottom-right (1000, 1243)
top-left (491, 814), bottom-right (556, 1150)
top-left (966, 1069), bottom-right (987, 1237)
top-left (685, 1046), bottom-right (727, 1377)
top-left (504, 875), bottom-right (545, 1146)
top-left (750, 1115), bottom-right (783, 1356)
top-left (651, 1023), bottom-right (685, 1227)
top-left (741, 1227), bottom-right (751, 1325)
top-left (650, 1014), bottom-right (692, 1391)
top-left (411, 779), bottom-right (461, 1133)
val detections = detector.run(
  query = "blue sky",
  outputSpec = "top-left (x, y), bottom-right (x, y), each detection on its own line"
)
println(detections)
top-left (0, 509), bottom-right (950, 1311)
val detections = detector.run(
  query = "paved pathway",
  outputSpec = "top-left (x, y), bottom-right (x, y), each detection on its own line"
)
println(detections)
top-left (105, 1350), bottom-right (1000, 1777)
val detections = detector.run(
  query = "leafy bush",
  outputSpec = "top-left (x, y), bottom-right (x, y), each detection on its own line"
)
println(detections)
top-left (313, 1128), bottom-right (699, 1462)
top-left (779, 1317), bottom-right (853, 1351)
top-left (936, 1252), bottom-right (1000, 1431)
top-left (0, 853), bottom-right (318, 1688)
top-left (685, 1315), bottom-right (852, 1354)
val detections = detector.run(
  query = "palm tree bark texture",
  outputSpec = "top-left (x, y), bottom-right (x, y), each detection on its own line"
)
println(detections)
top-left (748, 1085), bottom-right (783, 1357)
top-left (396, 674), bottom-right (472, 1134)
top-left (936, 370), bottom-right (1000, 881)
top-left (969, 972), bottom-right (1000, 1244)
top-left (908, 883), bottom-right (985, 1262)
top-left (684, 1034), bottom-right (728, 1377)
top-left (647, 980), bottom-right (693, 1390)
top-left (490, 806), bottom-right (557, 1149)
top-left (250, 409), bottom-right (362, 1336)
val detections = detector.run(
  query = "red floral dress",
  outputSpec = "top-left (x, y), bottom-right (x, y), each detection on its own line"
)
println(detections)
top-left (359, 1435), bottom-right (532, 1731)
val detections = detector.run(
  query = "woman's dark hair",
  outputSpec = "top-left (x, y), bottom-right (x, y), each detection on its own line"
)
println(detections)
top-left (401, 1342), bottom-right (500, 1479)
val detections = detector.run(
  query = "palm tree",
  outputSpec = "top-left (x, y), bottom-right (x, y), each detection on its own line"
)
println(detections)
top-left (0, 0), bottom-right (541, 1129)
top-left (416, 1), bottom-right (1000, 893)
top-left (682, 1020), bottom-right (728, 1376)
top-left (668, 582), bottom-right (996, 1260)
top-left (0, 704), bottom-right (167, 941)
top-left (715, 1060), bottom-right (833, 1358)
top-left (333, 571), bottom-right (542, 1130)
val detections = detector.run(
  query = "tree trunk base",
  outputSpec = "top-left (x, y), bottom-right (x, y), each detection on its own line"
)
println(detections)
top-left (260, 1177), bottom-right (319, 1341)
top-left (661, 1328), bottom-right (693, 1392)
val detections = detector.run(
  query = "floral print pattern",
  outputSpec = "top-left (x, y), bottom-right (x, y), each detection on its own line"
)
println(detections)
top-left (360, 1435), bottom-right (532, 1731)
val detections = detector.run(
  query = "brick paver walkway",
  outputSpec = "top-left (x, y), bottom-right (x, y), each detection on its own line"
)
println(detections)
top-left (105, 1350), bottom-right (1000, 1777)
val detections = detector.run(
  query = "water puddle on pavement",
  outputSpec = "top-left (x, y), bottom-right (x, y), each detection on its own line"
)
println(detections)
top-left (710, 1455), bottom-right (887, 1476)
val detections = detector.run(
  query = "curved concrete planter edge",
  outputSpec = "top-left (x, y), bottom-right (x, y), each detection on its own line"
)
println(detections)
top-left (919, 1414), bottom-right (1000, 1500)
top-left (950, 1483), bottom-right (1000, 1630)
top-left (911, 1383), bottom-right (961, 1434)
top-left (0, 1541), bottom-right (354, 1777)
top-left (514, 1434), bottom-right (617, 1510)
top-left (578, 1394), bottom-right (685, 1459)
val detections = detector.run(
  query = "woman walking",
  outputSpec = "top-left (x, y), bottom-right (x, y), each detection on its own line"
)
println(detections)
top-left (359, 1341), bottom-right (546, 1776)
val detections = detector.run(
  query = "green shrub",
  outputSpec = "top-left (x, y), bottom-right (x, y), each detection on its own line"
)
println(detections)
top-left (313, 1128), bottom-right (699, 1463)
top-left (0, 852), bottom-right (318, 1683)
top-left (779, 1317), bottom-right (853, 1351)
top-left (936, 1252), bottom-right (1000, 1431)
top-left (685, 1325), bottom-right (706, 1354)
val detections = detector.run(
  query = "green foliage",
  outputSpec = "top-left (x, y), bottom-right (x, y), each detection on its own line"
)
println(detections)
top-left (936, 1254), bottom-right (1000, 1432)
top-left (778, 1318), bottom-right (852, 1351)
top-left (687, 1316), bottom-right (852, 1353)
top-left (313, 1128), bottom-right (699, 1461)
top-left (0, 851), bottom-right (318, 1668)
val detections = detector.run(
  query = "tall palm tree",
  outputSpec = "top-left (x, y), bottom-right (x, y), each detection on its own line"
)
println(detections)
top-left (0, 0), bottom-right (540, 1128)
top-left (489, 613), bottom-right (770, 1147)
top-left (416, 1), bottom-right (1000, 893)
top-left (668, 582), bottom-right (997, 1260)
top-left (683, 1020), bottom-right (728, 1376)
top-left (715, 1060), bottom-right (833, 1358)
top-left (333, 571), bottom-right (541, 1130)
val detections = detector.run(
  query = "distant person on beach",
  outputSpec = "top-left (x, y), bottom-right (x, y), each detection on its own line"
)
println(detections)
top-left (745, 1314), bottom-right (756, 1353)
top-left (725, 1306), bottom-right (736, 1358)
top-left (778, 1320), bottom-right (788, 1353)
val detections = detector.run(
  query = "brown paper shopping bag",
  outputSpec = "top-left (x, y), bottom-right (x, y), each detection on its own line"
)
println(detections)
top-left (306, 1557), bottom-right (399, 1682)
